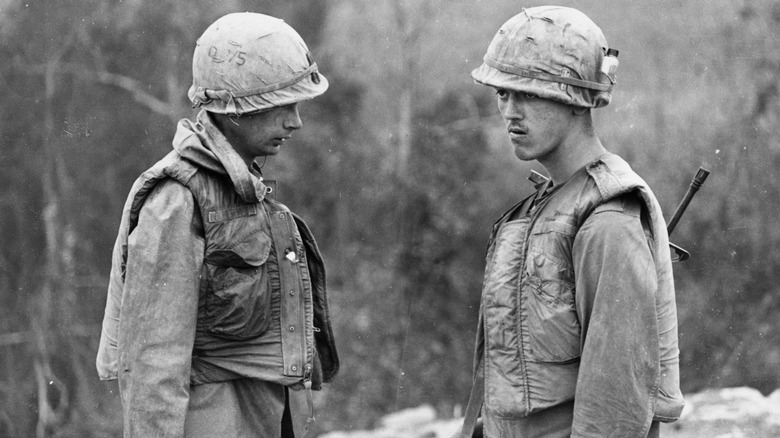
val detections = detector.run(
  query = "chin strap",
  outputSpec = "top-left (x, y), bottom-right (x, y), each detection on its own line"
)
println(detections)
top-left (300, 365), bottom-right (315, 437)
top-left (456, 358), bottom-right (484, 438)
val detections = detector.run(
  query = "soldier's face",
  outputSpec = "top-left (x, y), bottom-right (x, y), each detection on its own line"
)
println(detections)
top-left (221, 103), bottom-right (302, 165)
top-left (495, 88), bottom-right (576, 163)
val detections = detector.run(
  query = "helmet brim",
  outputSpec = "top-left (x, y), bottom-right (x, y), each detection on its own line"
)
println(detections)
top-left (471, 62), bottom-right (609, 109)
top-left (189, 72), bottom-right (329, 115)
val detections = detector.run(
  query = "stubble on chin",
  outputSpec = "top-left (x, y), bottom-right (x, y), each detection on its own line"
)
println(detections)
top-left (511, 139), bottom-right (535, 162)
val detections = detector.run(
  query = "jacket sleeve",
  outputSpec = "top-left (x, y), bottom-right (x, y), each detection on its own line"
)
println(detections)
top-left (117, 179), bottom-right (204, 437)
top-left (571, 196), bottom-right (660, 437)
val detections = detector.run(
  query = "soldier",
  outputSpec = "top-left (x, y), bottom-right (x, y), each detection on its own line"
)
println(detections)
top-left (95, 13), bottom-right (338, 437)
top-left (458, 6), bottom-right (684, 437)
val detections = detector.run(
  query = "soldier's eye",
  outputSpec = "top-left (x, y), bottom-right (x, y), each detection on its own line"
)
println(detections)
top-left (495, 89), bottom-right (509, 99)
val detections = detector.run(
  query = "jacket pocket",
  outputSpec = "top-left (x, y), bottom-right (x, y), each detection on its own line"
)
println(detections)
top-left (524, 275), bottom-right (581, 363)
top-left (204, 229), bottom-right (273, 340)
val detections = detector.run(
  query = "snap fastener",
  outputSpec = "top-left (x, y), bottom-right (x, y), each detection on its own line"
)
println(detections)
top-left (291, 365), bottom-right (298, 372)
top-left (289, 326), bottom-right (295, 332)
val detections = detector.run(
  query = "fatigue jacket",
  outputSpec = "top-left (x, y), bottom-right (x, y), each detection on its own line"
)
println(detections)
top-left (475, 153), bottom-right (684, 437)
top-left (96, 110), bottom-right (338, 437)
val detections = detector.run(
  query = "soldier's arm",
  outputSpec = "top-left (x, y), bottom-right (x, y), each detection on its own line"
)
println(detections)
top-left (117, 180), bottom-right (204, 438)
top-left (571, 196), bottom-right (660, 437)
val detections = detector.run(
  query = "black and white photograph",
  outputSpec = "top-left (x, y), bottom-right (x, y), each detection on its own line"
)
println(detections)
top-left (1, 0), bottom-right (778, 437)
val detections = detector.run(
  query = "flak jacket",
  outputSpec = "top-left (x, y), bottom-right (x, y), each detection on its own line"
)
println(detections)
top-left (475, 153), bottom-right (684, 436)
top-left (96, 110), bottom-right (338, 436)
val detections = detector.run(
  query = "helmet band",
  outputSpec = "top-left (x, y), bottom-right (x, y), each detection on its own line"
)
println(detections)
top-left (192, 63), bottom-right (319, 105)
top-left (484, 57), bottom-right (613, 92)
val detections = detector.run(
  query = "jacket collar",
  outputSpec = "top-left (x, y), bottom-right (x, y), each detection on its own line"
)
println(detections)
top-left (173, 110), bottom-right (269, 203)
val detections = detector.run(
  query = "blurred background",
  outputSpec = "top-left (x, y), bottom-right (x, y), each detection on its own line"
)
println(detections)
top-left (1, 0), bottom-right (779, 436)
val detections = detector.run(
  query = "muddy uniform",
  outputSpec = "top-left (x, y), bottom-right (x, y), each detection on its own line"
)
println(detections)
top-left (476, 154), bottom-right (683, 436)
top-left (97, 111), bottom-right (338, 437)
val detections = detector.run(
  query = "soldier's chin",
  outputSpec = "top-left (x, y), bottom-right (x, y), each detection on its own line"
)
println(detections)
top-left (512, 144), bottom-right (536, 162)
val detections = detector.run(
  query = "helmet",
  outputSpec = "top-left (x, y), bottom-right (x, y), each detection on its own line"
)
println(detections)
top-left (472, 6), bottom-right (614, 108)
top-left (188, 12), bottom-right (328, 115)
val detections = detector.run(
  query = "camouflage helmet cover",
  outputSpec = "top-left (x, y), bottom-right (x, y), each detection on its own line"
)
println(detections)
top-left (188, 12), bottom-right (328, 115)
top-left (472, 6), bottom-right (615, 108)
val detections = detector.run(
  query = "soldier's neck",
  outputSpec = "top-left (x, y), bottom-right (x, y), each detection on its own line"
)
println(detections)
top-left (540, 134), bottom-right (606, 185)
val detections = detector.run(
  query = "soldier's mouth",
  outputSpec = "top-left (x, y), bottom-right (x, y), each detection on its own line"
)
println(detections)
top-left (508, 126), bottom-right (528, 136)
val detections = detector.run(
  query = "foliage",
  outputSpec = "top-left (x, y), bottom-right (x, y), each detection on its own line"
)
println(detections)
top-left (1, 0), bottom-right (779, 436)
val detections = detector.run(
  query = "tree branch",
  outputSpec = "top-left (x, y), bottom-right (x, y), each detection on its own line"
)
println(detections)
top-left (12, 60), bottom-right (181, 122)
